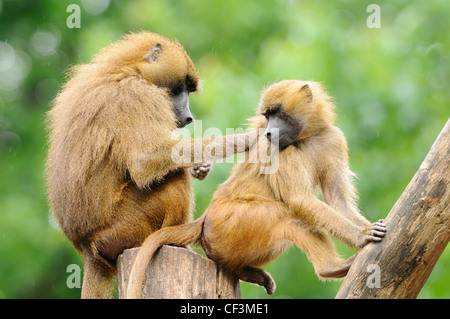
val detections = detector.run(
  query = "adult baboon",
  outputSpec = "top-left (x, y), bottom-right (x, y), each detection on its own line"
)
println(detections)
top-left (46, 32), bottom-right (255, 298)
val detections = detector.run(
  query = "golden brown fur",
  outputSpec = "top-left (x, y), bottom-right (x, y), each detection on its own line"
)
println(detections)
top-left (46, 31), bottom-right (255, 298)
top-left (126, 80), bottom-right (385, 298)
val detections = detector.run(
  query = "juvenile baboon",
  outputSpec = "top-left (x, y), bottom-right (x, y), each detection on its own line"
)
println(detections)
top-left (127, 80), bottom-right (386, 298)
top-left (46, 32), bottom-right (255, 298)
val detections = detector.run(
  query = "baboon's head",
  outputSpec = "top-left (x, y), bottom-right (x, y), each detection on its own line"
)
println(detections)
top-left (94, 31), bottom-right (200, 127)
top-left (257, 80), bottom-right (336, 148)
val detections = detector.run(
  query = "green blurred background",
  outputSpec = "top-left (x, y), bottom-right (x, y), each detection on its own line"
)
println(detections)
top-left (0, 0), bottom-right (448, 299)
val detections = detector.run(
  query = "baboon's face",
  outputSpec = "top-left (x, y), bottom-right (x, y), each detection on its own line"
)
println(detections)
top-left (169, 76), bottom-right (196, 128)
top-left (262, 105), bottom-right (303, 149)
top-left (259, 81), bottom-right (322, 148)
top-left (139, 42), bottom-right (198, 128)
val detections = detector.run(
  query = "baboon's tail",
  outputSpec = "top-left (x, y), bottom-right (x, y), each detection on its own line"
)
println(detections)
top-left (126, 215), bottom-right (206, 299)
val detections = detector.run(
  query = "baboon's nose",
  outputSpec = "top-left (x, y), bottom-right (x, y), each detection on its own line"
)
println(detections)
top-left (265, 130), bottom-right (272, 141)
top-left (177, 116), bottom-right (194, 128)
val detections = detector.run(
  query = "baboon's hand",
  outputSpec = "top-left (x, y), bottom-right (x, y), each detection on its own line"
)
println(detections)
top-left (360, 219), bottom-right (386, 247)
top-left (190, 163), bottom-right (212, 180)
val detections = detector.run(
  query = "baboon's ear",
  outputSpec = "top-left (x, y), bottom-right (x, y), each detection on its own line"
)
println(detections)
top-left (299, 84), bottom-right (313, 103)
top-left (146, 43), bottom-right (162, 62)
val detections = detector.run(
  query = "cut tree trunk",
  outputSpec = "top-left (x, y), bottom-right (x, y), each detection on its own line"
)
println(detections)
top-left (117, 245), bottom-right (241, 299)
top-left (336, 118), bottom-right (450, 299)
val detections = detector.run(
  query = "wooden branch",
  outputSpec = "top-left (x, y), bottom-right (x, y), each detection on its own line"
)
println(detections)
top-left (117, 245), bottom-right (241, 299)
top-left (336, 118), bottom-right (450, 299)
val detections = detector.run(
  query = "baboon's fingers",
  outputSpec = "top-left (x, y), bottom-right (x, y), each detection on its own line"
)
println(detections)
top-left (369, 235), bottom-right (383, 242)
top-left (372, 224), bottom-right (386, 231)
top-left (191, 163), bottom-right (212, 180)
top-left (373, 221), bottom-right (386, 227)
top-left (372, 230), bottom-right (385, 237)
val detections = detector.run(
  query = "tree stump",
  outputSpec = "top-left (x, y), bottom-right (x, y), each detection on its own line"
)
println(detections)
top-left (117, 245), bottom-right (241, 299)
top-left (336, 118), bottom-right (450, 299)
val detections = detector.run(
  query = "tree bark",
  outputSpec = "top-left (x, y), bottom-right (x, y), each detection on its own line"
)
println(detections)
top-left (117, 245), bottom-right (241, 299)
top-left (336, 118), bottom-right (450, 299)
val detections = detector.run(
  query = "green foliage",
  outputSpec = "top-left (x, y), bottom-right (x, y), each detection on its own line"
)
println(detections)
top-left (0, 0), bottom-right (448, 298)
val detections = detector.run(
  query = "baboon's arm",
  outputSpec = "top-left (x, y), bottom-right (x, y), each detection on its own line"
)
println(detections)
top-left (127, 132), bottom-right (257, 188)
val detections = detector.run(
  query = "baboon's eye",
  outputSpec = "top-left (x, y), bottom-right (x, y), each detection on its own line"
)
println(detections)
top-left (185, 75), bottom-right (197, 93)
top-left (170, 83), bottom-right (183, 96)
top-left (262, 105), bottom-right (281, 118)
